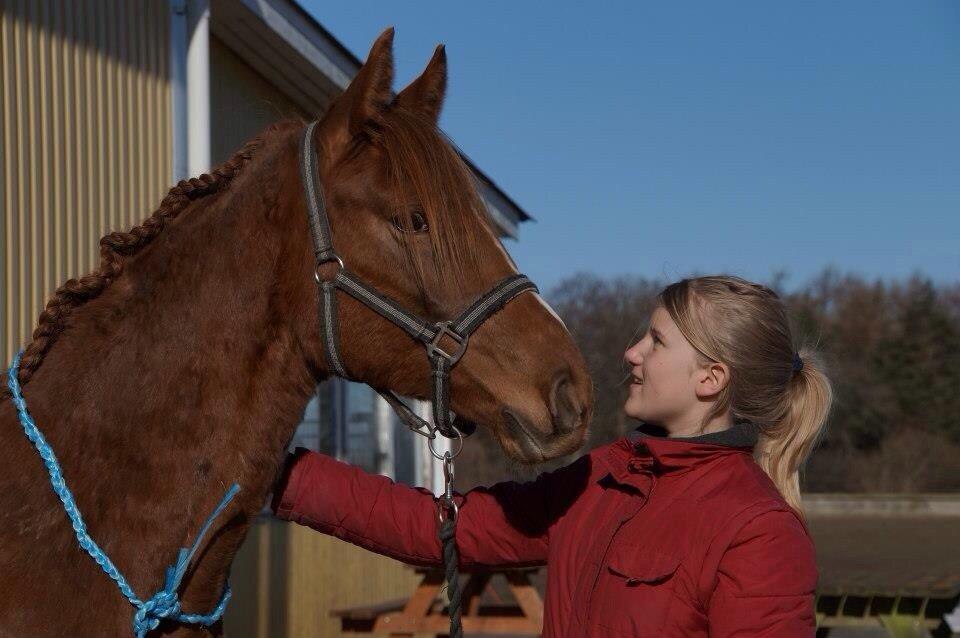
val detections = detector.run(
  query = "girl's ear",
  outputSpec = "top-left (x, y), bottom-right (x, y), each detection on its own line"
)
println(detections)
top-left (395, 44), bottom-right (447, 123)
top-left (695, 361), bottom-right (730, 399)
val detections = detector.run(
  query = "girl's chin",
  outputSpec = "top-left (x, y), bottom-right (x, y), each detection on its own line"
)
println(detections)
top-left (623, 401), bottom-right (645, 420)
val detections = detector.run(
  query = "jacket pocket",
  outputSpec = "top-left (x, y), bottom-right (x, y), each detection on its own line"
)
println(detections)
top-left (608, 548), bottom-right (680, 585)
top-left (597, 547), bottom-right (681, 636)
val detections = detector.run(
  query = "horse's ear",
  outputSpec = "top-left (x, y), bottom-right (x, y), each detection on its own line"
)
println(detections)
top-left (319, 27), bottom-right (394, 157)
top-left (344, 27), bottom-right (395, 135)
top-left (395, 44), bottom-right (447, 123)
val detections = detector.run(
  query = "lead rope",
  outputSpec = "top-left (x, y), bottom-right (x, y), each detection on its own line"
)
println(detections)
top-left (433, 437), bottom-right (464, 638)
top-left (7, 351), bottom-right (239, 637)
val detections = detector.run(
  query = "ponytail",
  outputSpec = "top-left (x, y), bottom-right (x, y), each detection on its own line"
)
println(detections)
top-left (753, 348), bottom-right (833, 515)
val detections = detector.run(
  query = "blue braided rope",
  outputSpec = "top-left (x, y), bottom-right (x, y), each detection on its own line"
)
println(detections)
top-left (7, 351), bottom-right (239, 637)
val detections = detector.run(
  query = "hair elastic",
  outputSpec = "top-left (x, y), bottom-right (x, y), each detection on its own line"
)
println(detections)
top-left (791, 352), bottom-right (803, 373)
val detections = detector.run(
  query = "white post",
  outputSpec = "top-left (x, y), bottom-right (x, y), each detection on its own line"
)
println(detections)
top-left (413, 401), bottom-right (433, 491)
top-left (373, 394), bottom-right (395, 479)
top-left (186, 0), bottom-right (211, 177)
top-left (169, 1), bottom-right (188, 181)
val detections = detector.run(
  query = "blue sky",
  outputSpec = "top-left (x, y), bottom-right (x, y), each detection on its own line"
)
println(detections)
top-left (302, 1), bottom-right (959, 294)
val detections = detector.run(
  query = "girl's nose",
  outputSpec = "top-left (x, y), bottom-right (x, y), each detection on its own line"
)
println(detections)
top-left (624, 342), bottom-right (643, 365)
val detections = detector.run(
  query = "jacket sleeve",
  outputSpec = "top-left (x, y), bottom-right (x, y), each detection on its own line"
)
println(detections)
top-left (271, 447), bottom-right (590, 568)
top-left (706, 508), bottom-right (819, 637)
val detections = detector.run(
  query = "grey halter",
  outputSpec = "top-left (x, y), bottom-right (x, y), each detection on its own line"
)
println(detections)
top-left (299, 121), bottom-right (539, 441)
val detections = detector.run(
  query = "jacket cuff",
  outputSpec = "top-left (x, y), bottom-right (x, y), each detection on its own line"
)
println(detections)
top-left (271, 447), bottom-right (313, 520)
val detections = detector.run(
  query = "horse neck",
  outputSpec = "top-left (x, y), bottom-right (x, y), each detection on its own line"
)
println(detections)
top-left (2, 167), bottom-right (321, 609)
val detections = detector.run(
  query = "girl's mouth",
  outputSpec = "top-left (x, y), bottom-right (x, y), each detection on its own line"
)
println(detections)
top-left (631, 375), bottom-right (644, 385)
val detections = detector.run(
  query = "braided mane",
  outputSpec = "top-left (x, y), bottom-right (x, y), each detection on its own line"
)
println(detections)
top-left (4, 125), bottom-right (281, 396)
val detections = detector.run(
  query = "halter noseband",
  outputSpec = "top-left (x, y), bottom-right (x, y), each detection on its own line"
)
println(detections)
top-left (299, 120), bottom-right (539, 441)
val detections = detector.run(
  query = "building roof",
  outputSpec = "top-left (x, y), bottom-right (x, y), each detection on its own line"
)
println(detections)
top-left (211, 0), bottom-right (532, 237)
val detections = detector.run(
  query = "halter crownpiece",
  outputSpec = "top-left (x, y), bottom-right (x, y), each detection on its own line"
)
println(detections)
top-left (300, 120), bottom-right (539, 440)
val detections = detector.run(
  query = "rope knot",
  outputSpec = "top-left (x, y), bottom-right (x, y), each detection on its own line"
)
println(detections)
top-left (133, 589), bottom-right (181, 637)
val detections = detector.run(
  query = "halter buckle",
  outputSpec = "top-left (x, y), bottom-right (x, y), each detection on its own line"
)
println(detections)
top-left (426, 322), bottom-right (469, 365)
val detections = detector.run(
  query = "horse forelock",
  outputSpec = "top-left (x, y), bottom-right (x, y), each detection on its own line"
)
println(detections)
top-left (378, 108), bottom-right (495, 300)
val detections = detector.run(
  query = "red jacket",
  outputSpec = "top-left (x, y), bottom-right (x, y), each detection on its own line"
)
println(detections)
top-left (273, 422), bottom-right (818, 636)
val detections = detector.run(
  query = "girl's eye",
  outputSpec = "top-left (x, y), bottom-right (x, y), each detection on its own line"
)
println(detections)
top-left (392, 211), bottom-right (428, 234)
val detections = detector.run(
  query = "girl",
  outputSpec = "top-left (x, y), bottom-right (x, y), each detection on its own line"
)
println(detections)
top-left (272, 275), bottom-right (833, 636)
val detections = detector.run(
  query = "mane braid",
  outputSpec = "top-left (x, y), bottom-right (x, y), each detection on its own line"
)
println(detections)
top-left (2, 132), bottom-right (269, 399)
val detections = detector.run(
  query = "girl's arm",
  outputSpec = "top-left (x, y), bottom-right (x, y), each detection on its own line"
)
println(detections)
top-left (706, 508), bottom-right (818, 637)
top-left (272, 447), bottom-right (590, 568)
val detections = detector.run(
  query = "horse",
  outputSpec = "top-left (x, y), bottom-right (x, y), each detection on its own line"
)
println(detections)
top-left (0, 28), bottom-right (593, 637)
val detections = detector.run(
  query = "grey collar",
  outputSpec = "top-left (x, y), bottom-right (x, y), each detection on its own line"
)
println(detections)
top-left (628, 420), bottom-right (759, 448)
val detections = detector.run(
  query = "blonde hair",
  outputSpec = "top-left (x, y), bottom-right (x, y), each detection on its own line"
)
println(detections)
top-left (658, 275), bottom-right (833, 515)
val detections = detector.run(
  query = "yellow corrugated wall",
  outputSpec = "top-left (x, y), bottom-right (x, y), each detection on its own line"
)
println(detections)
top-left (0, 0), bottom-right (172, 366)
top-left (225, 519), bottom-right (423, 638)
top-left (209, 34), bottom-right (308, 167)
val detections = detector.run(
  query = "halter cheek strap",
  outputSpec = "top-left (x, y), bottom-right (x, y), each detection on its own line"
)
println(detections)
top-left (300, 121), bottom-right (538, 440)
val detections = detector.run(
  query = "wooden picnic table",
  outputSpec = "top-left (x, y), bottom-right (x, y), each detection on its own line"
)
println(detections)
top-left (331, 566), bottom-right (543, 637)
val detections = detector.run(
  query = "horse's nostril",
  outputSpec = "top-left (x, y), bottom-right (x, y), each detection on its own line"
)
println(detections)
top-left (549, 372), bottom-right (581, 436)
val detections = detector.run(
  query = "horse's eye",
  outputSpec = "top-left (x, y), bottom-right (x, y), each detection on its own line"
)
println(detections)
top-left (392, 211), bottom-right (428, 234)
top-left (410, 212), bottom-right (428, 232)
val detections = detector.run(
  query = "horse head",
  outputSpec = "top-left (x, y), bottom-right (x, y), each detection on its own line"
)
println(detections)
top-left (289, 29), bottom-right (593, 462)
